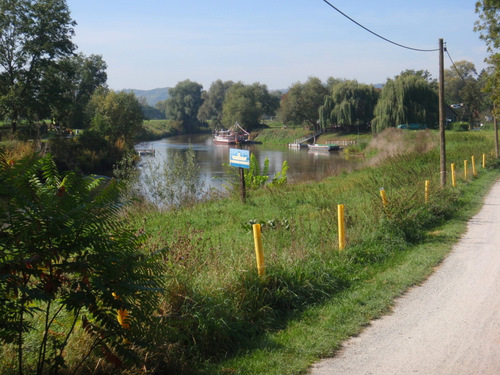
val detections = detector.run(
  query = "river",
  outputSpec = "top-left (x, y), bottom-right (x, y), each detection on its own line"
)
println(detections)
top-left (135, 134), bottom-right (359, 194)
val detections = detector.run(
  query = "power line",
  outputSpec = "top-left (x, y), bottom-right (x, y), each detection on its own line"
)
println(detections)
top-left (445, 47), bottom-right (471, 82)
top-left (321, 0), bottom-right (440, 52)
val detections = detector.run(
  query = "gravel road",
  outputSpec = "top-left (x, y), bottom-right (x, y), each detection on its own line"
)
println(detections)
top-left (309, 179), bottom-right (500, 375)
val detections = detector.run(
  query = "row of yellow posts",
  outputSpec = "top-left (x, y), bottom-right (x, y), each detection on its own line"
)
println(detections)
top-left (113, 151), bottom-right (491, 333)
top-left (250, 153), bottom-right (489, 276)
top-left (114, 152), bottom-right (491, 333)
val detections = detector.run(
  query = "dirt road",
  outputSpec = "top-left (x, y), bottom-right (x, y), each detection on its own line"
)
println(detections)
top-left (309, 180), bottom-right (500, 375)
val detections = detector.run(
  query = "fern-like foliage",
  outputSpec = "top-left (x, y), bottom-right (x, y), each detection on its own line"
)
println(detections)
top-left (0, 151), bottom-right (166, 374)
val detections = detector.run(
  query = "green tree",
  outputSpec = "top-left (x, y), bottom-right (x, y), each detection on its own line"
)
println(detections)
top-left (475, 0), bottom-right (500, 52)
top-left (165, 79), bottom-right (204, 132)
top-left (279, 77), bottom-right (328, 128)
top-left (444, 61), bottom-right (484, 123)
top-left (372, 74), bottom-right (438, 133)
top-left (139, 97), bottom-right (165, 120)
top-left (222, 82), bottom-right (279, 130)
top-left (0, 151), bottom-right (165, 374)
top-left (325, 76), bottom-right (344, 92)
top-left (319, 80), bottom-right (378, 130)
top-left (0, 0), bottom-right (76, 133)
top-left (87, 89), bottom-right (144, 147)
top-left (444, 61), bottom-right (478, 104)
top-left (197, 79), bottom-right (234, 130)
top-left (41, 53), bottom-right (108, 129)
top-left (475, 1), bottom-right (500, 117)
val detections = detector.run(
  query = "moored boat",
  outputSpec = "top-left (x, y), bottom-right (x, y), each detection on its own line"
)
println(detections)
top-left (213, 122), bottom-right (249, 145)
top-left (307, 144), bottom-right (340, 151)
top-left (137, 149), bottom-right (155, 156)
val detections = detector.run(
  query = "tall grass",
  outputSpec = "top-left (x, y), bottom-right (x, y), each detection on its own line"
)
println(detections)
top-left (119, 129), bottom-right (499, 373)
top-left (2, 129), bottom-right (497, 374)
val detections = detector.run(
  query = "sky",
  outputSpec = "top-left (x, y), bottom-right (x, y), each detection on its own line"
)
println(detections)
top-left (66, 0), bottom-right (489, 91)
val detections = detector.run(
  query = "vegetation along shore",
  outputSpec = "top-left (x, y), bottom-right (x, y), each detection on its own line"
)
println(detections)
top-left (1, 0), bottom-right (500, 374)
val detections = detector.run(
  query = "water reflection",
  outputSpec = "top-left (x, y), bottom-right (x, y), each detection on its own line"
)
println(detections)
top-left (135, 134), bottom-right (357, 193)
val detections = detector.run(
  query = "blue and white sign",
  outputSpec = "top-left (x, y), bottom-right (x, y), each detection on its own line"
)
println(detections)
top-left (229, 148), bottom-right (250, 169)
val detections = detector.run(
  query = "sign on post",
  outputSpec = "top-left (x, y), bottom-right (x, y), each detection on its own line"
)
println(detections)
top-left (229, 148), bottom-right (250, 203)
top-left (229, 148), bottom-right (250, 169)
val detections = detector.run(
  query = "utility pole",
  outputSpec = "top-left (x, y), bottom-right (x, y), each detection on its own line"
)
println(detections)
top-left (494, 103), bottom-right (499, 159)
top-left (439, 38), bottom-right (446, 187)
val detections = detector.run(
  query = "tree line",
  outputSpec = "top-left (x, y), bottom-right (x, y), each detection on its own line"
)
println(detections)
top-left (154, 63), bottom-right (491, 135)
top-left (0, 0), bottom-right (497, 173)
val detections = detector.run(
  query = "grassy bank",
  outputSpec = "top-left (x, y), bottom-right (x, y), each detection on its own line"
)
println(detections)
top-left (2, 129), bottom-right (498, 374)
top-left (136, 119), bottom-right (182, 141)
top-left (252, 126), bottom-right (311, 144)
top-left (123, 129), bottom-right (499, 374)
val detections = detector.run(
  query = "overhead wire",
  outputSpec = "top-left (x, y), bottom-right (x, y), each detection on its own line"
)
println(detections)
top-left (445, 47), bottom-right (472, 82)
top-left (321, 0), bottom-right (440, 53)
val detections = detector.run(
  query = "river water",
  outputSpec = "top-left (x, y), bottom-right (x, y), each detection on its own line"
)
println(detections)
top-left (135, 134), bottom-right (357, 193)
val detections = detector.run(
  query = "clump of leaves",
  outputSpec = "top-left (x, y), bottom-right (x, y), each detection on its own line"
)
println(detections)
top-left (243, 218), bottom-right (291, 232)
top-left (224, 154), bottom-right (288, 194)
top-left (245, 154), bottom-right (270, 189)
top-left (0, 151), bottom-right (166, 374)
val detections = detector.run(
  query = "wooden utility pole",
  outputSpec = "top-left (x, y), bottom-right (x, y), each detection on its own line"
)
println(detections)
top-left (494, 103), bottom-right (499, 159)
top-left (439, 38), bottom-right (446, 187)
top-left (239, 167), bottom-right (246, 204)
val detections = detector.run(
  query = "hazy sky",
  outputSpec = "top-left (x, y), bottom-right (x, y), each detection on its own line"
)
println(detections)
top-left (66, 0), bottom-right (489, 91)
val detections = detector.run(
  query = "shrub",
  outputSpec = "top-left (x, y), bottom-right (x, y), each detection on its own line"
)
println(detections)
top-left (0, 151), bottom-right (165, 374)
top-left (451, 122), bottom-right (470, 132)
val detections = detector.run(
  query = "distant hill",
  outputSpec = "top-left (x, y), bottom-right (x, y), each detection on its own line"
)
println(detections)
top-left (123, 87), bottom-right (170, 106)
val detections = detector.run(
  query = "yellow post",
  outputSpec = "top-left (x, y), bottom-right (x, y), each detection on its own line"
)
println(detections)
top-left (380, 188), bottom-right (388, 207)
top-left (451, 163), bottom-right (456, 187)
top-left (471, 156), bottom-right (477, 177)
top-left (464, 160), bottom-right (468, 181)
top-left (482, 153), bottom-right (486, 169)
top-left (425, 180), bottom-right (430, 203)
top-left (338, 204), bottom-right (345, 251)
top-left (252, 224), bottom-right (265, 276)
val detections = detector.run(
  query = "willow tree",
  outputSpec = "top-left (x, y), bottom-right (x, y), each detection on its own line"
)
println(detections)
top-left (319, 80), bottom-right (378, 130)
top-left (372, 75), bottom-right (438, 133)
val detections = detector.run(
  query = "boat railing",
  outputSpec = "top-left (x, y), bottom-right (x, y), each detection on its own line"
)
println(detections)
top-left (324, 140), bottom-right (357, 146)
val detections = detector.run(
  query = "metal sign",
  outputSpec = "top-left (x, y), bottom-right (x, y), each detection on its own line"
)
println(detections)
top-left (229, 148), bottom-right (250, 169)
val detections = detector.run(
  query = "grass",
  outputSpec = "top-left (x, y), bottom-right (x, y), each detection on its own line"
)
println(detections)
top-left (136, 119), bottom-right (181, 141)
top-left (252, 127), bottom-right (311, 144)
top-left (209, 195), bottom-right (486, 374)
top-left (119, 129), bottom-right (500, 374)
top-left (2, 128), bottom-right (498, 374)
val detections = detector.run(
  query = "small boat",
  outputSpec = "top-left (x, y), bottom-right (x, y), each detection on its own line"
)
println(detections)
top-left (307, 144), bottom-right (340, 151)
top-left (213, 122), bottom-right (249, 145)
top-left (137, 149), bottom-right (155, 156)
top-left (288, 143), bottom-right (307, 149)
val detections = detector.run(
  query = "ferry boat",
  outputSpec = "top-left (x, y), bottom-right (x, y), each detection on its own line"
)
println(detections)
top-left (213, 122), bottom-right (249, 145)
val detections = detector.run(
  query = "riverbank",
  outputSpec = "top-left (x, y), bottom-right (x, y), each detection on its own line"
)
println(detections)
top-left (139, 119), bottom-right (374, 147)
top-left (2, 129), bottom-right (497, 374)
top-left (124, 129), bottom-right (499, 374)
